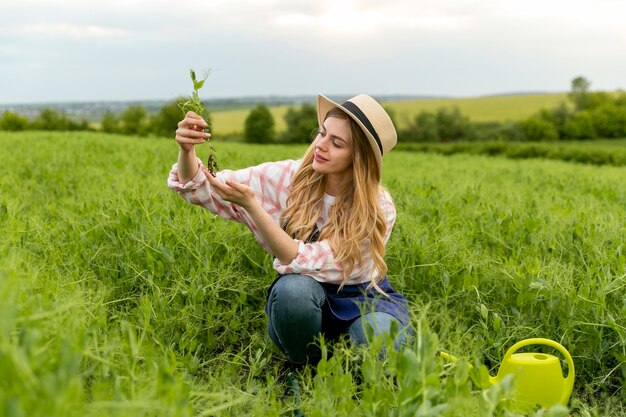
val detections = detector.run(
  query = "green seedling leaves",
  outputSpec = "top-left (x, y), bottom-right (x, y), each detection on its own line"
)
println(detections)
top-left (178, 68), bottom-right (219, 174)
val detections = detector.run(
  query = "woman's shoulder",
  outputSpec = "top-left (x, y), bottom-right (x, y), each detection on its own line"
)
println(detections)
top-left (378, 186), bottom-right (394, 203)
top-left (244, 159), bottom-right (302, 186)
top-left (255, 159), bottom-right (302, 176)
top-left (378, 186), bottom-right (396, 214)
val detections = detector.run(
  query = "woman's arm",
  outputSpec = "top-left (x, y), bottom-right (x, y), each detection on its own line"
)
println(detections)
top-left (177, 148), bottom-right (200, 184)
top-left (205, 173), bottom-right (298, 264)
top-left (175, 111), bottom-right (210, 183)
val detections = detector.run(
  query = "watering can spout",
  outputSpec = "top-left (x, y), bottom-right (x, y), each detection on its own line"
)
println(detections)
top-left (436, 350), bottom-right (497, 386)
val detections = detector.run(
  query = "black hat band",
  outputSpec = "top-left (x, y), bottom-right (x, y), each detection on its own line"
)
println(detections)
top-left (342, 100), bottom-right (383, 155)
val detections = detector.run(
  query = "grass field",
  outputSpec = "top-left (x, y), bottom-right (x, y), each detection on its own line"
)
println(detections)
top-left (397, 138), bottom-right (626, 166)
top-left (210, 93), bottom-right (571, 135)
top-left (1, 131), bottom-right (625, 416)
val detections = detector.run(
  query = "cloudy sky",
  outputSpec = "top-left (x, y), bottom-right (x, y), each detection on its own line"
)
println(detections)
top-left (1, 0), bottom-right (625, 104)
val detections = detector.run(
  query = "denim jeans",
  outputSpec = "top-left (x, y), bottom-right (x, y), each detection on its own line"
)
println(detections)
top-left (266, 274), bottom-right (408, 364)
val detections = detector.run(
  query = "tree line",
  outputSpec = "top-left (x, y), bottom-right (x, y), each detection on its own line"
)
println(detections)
top-left (398, 76), bottom-right (626, 142)
top-left (1, 77), bottom-right (624, 142)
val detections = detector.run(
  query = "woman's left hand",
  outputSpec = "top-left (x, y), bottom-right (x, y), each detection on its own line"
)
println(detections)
top-left (204, 168), bottom-right (257, 210)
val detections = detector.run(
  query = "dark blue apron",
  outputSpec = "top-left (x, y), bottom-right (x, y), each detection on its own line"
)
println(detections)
top-left (266, 224), bottom-right (410, 326)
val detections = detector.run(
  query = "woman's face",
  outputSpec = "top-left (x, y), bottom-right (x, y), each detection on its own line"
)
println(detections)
top-left (311, 116), bottom-right (353, 180)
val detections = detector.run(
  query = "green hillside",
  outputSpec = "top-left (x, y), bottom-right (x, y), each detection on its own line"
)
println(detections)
top-left (210, 93), bottom-right (571, 135)
top-left (386, 93), bottom-right (570, 125)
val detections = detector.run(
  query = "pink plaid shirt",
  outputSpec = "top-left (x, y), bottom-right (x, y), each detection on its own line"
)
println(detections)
top-left (168, 158), bottom-right (396, 285)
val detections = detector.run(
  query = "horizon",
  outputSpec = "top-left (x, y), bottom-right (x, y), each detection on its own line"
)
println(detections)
top-left (0, 89), bottom-right (578, 108)
top-left (1, 0), bottom-right (625, 105)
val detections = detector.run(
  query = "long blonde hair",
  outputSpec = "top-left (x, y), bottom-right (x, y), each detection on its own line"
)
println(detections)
top-left (281, 108), bottom-right (388, 291)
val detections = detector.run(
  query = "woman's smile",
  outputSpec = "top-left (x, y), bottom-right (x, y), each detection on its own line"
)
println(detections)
top-left (314, 152), bottom-right (328, 163)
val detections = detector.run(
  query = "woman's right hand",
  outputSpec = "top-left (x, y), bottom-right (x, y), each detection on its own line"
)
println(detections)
top-left (175, 111), bottom-right (211, 153)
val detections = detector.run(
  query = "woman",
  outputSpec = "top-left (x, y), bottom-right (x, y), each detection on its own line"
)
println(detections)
top-left (168, 94), bottom-right (409, 365)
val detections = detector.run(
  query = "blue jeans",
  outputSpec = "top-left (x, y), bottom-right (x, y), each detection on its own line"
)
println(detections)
top-left (266, 274), bottom-right (408, 364)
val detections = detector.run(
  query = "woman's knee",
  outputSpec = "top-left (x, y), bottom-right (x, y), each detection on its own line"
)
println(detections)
top-left (268, 274), bottom-right (326, 312)
top-left (348, 312), bottom-right (408, 350)
top-left (266, 274), bottom-right (326, 364)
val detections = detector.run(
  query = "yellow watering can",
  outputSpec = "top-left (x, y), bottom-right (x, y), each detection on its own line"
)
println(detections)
top-left (438, 338), bottom-right (575, 411)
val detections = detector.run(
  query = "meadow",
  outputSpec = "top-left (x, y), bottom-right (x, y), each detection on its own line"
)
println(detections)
top-left (1, 131), bottom-right (625, 416)
top-left (397, 139), bottom-right (626, 167)
top-left (210, 93), bottom-right (570, 135)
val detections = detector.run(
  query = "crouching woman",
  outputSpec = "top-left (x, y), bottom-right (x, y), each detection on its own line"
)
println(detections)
top-left (168, 93), bottom-right (410, 365)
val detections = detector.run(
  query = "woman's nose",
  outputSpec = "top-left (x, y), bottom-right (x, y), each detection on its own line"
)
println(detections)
top-left (316, 134), bottom-right (329, 149)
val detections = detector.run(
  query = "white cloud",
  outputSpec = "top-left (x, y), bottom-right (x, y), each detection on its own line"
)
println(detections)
top-left (1, 0), bottom-right (625, 103)
top-left (273, 5), bottom-right (471, 35)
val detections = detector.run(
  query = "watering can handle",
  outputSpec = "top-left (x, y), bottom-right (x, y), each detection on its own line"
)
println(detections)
top-left (502, 338), bottom-right (575, 385)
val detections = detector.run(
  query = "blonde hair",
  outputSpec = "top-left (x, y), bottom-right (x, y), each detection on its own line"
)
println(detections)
top-left (281, 108), bottom-right (388, 292)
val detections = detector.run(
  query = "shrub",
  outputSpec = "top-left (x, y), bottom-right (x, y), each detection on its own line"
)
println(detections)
top-left (591, 104), bottom-right (626, 138)
top-left (435, 107), bottom-right (469, 142)
top-left (0, 111), bottom-right (29, 131)
top-left (614, 91), bottom-right (626, 107)
top-left (585, 91), bottom-right (614, 111)
top-left (281, 103), bottom-right (318, 144)
top-left (101, 111), bottom-right (120, 134)
top-left (119, 105), bottom-right (148, 136)
top-left (563, 111), bottom-right (597, 139)
top-left (517, 116), bottom-right (559, 141)
top-left (244, 104), bottom-right (275, 143)
top-left (410, 111), bottom-right (439, 142)
top-left (537, 102), bottom-right (573, 139)
top-left (401, 107), bottom-right (471, 143)
top-left (31, 108), bottom-right (74, 131)
top-left (152, 99), bottom-right (190, 138)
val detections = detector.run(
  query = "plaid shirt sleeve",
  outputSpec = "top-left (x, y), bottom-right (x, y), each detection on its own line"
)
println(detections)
top-left (168, 158), bottom-right (396, 285)
top-left (168, 157), bottom-right (300, 250)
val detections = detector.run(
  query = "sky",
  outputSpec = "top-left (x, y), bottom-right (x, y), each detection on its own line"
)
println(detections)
top-left (1, 0), bottom-right (625, 104)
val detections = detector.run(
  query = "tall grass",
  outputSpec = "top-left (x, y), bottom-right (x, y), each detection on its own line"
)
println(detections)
top-left (1, 131), bottom-right (624, 416)
top-left (397, 139), bottom-right (626, 166)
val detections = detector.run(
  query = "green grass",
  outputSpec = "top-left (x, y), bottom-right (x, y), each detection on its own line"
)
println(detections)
top-left (210, 93), bottom-right (571, 135)
top-left (1, 131), bottom-right (625, 416)
top-left (397, 139), bottom-right (626, 166)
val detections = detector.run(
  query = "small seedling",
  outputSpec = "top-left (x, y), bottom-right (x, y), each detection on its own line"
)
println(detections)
top-left (178, 69), bottom-right (219, 174)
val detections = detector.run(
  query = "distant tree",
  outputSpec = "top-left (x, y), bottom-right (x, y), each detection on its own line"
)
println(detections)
top-left (517, 116), bottom-right (559, 141)
top-left (101, 111), bottom-right (120, 133)
top-left (435, 107), bottom-right (469, 142)
top-left (569, 76), bottom-right (592, 111)
top-left (563, 111), bottom-right (597, 139)
top-left (120, 105), bottom-right (148, 136)
top-left (152, 99), bottom-right (186, 138)
top-left (412, 111), bottom-right (439, 142)
top-left (537, 102), bottom-right (573, 139)
top-left (244, 104), bottom-right (275, 143)
top-left (614, 91), bottom-right (626, 107)
top-left (591, 104), bottom-right (626, 138)
top-left (585, 92), bottom-right (613, 111)
top-left (0, 111), bottom-right (29, 131)
top-left (74, 119), bottom-right (91, 131)
top-left (401, 107), bottom-right (469, 142)
top-left (281, 103), bottom-right (318, 143)
top-left (31, 108), bottom-right (74, 131)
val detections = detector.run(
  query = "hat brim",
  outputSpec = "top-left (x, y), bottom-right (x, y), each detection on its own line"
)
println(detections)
top-left (317, 94), bottom-right (383, 178)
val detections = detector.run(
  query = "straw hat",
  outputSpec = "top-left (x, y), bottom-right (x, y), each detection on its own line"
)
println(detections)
top-left (317, 93), bottom-right (397, 178)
